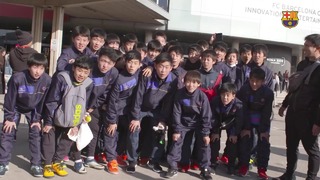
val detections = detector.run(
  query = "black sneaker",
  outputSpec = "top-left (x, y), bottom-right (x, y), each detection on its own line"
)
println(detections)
top-left (31, 165), bottom-right (43, 177)
top-left (272, 172), bottom-right (296, 180)
top-left (165, 169), bottom-right (178, 178)
top-left (210, 163), bottom-right (218, 175)
top-left (147, 161), bottom-right (163, 173)
top-left (200, 168), bottom-right (212, 180)
top-left (126, 162), bottom-right (137, 174)
top-left (227, 166), bottom-right (235, 176)
top-left (0, 164), bottom-right (8, 176)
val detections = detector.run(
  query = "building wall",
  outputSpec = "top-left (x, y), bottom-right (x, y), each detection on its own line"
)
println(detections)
top-left (168, 0), bottom-right (320, 45)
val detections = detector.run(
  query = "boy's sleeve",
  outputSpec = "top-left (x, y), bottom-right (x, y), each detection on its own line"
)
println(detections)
top-left (105, 77), bottom-right (121, 124)
top-left (236, 87), bottom-right (251, 130)
top-left (94, 69), bottom-right (119, 109)
top-left (159, 79), bottom-right (178, 122)
top-left (210, 98), bottom-right (220, 134)
top-left (43, 74), bottom-right (65, 126)
top-left (3, 77), bottom-right (18, 122)
top-left (33, 76), bottom-right (52, 123)
top-left (265, 70), bottom-right (274, 89)
top-left (172, 93), bottom-right (183, 133)
top-left (201, 94), bottom-right (212, 136)
top-left (233, 102), bottom-right (244, 136)
top-left (131, 74), bottom-right (146, 120)
top-left (259, 90), bottom-right (274, 133)
top-left (56, 49), bottom-right (70, 72)
top-left (281, 92), bottom-right (291, 108)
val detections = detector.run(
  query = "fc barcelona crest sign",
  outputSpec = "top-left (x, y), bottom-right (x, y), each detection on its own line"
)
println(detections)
top-left (281, 11), bottom-right (299, 29)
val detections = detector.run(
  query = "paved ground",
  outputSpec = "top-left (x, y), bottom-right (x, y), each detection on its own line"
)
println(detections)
top-left (0, 92), bottom-right (319, 180)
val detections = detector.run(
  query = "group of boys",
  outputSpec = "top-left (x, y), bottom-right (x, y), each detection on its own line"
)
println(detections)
top-left (0, 25), bottom-right (315, 180)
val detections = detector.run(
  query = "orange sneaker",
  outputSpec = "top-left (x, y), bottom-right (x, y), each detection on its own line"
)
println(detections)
top-left (107, 160), bottom-right (119, 175)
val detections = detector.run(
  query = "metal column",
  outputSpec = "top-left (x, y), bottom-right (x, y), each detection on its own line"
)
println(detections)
top-left (49, 6), bottom-right (64, 76)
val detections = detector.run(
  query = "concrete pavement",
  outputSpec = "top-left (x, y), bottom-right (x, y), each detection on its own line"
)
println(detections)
top-left (0, 92), bottom-right (319, 180)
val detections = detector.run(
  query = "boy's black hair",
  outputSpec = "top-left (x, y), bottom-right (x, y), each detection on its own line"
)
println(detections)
top-left (305, 34), bottom-right (320, 47)
top-left (72, 25), bottom-right (90, 39)
top-left (188, 44), bottom-right (203, 54)
top-left (99, 47), bottom-right (119, 63)
top-left (136, 42), bottom-right (147, 53)
top-left (122, 33), bottom-right (138, 44)
top-left (249, 67), bottom-right (266, 80)
top-left (154, 52), bottom-right (172, 65)
top-left (239, 44), bottom-right (252, 54)
top-left (27, 53), bottom-right (48, 67)
top-left (163, 40), bottom-right (181, 52)
top-left (184, 70), bottom-right (201, 84)
top-left (226, 48), bottom-right (239, 58)
top-left (213, 41), bottom-right (228, 52)
top-left (73, 55), bottom-right (93, 70)
top-left (168, 45), bottom-right (184, 56)
top-left (152, 31), bottom-right (167, 41)
top-left (125, 50), bottom-right (141, 62)
top-left (90, 28), bottom-right (106, 40)
top-left (106, 33), bottom-right (120, 44)
top-left (219, 82), bottom-right (237, 95)
top-left (147, 40), bottom-right (162, 52)
top-left (201, 49), bottom-right (216, 59)
top-left (197, 39), bottom-right (209, 50)
top-left (253, 44), bottom-right (268, 57)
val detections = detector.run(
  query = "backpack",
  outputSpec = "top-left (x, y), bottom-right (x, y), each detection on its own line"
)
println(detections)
top-left (54, 72), bottom-right (92, 128)
top-left (288, 61), bottom-right (320, 93)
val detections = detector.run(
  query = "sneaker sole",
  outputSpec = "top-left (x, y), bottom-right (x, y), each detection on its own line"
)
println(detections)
top-left (43, 175), bottom-right (55, 179)
top-left (108, 169), bottom-right (119, 175)
top-left (165, 174), bottom-right (178, 178)
top-left (126, 170), bottom-right (135, 174)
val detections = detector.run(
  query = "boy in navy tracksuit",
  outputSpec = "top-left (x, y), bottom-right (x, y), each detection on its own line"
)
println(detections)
top-left (210, 83), bottom-right (243, 175)
top-left (237, 67), bottom-right (274, 179)
top-left (126, 52), bottom-right (178, 174)
top-left (165, 70), bottom-right (212, 180)
top-left (248, 44), bottom-right (273, 89)
top-left (223, 48), bottom-right (238, 84)
top-left (235, 44), bottom-right (252, 90)
top-left (0, 53), bottom-right (51, 177)
top-left (183, 44), bottom-right (203, 71)
top-left (89, 28), bottom-right (106, 56)
top-left (81, 47), bottom-right (119, 171)
top-left (168, 45), bottom-right (187, 89)
top-left (212, 41), bottom-right (229, 76)
top-left (42, 56), bottom-right (93, 178)
top-left (56, 25), bottom-right (93, 72)
top-left (104, 50), bottom-right (141, 175)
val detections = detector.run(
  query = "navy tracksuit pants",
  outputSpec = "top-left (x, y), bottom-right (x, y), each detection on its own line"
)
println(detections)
top-left (126, 111), bottom-right (164, 164)
top-left (104, 115), bottom-right (129, 161)
top-left (0, 110), bottom-right (41, 166)
top-left (167, 128), bottom-right (211, 170)
top-left (211, 129), bottom-right (238, 168)
top-left (239, 126), bottom-right (270, 169)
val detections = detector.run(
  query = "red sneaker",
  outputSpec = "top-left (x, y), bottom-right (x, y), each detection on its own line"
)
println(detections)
top-left (180, 164), bottom-right (190, 173)
top-left (121, 154), bottom-right (127, 161)
top-left (94, 153), bottom-right (107, 164)
top-left (258, 167), bottom-right (268, 179)
top-left (238, 165), bottom-right (249, 177)
top-left (138, 157), bottom-right (149, 166)
top-left (116, 155), bottom-right (127, 167)
top-left (219, 155), bottom-right (229, 165)
top-left (190, 162), bottom-right (200, 171)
